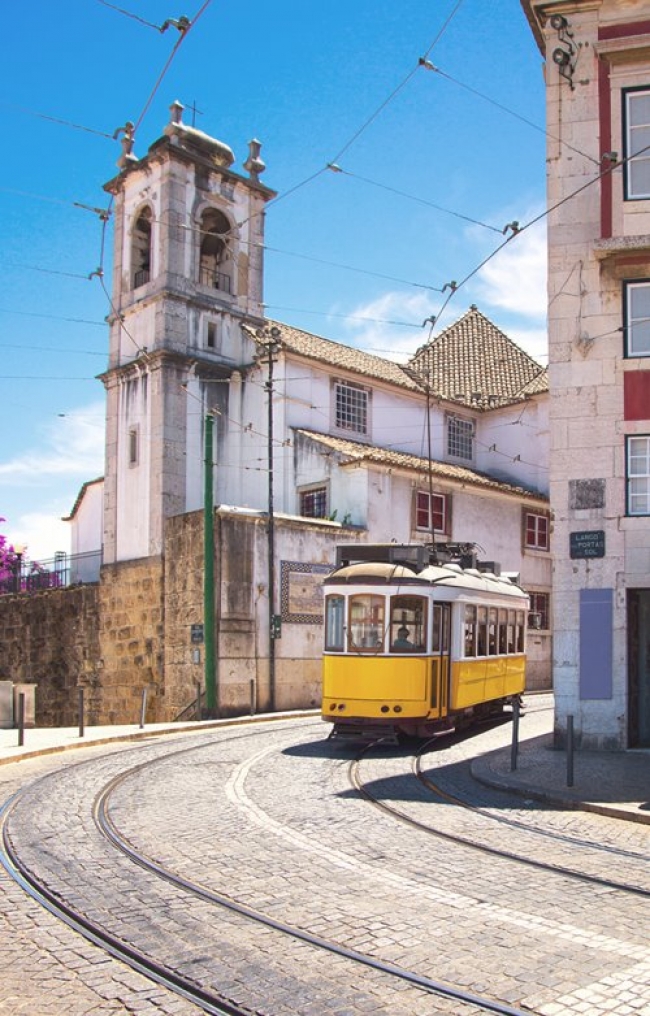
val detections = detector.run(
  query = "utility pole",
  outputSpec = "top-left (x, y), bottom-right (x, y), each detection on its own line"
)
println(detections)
top-left (203, 411), bottom-right (217, 716)
top-left (258, 325), bottom-right (281, 711)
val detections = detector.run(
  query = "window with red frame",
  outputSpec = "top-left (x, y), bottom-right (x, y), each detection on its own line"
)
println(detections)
top-left (415, 491), bottom-right (447, 534)
top-left (524, 511), bottom-right (549, 551)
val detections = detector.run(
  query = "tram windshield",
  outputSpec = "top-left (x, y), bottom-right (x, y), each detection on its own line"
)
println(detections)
top-left (348, 595), bottom-right (385, 651)
top-left (389, 595), bottom-right (426, 652)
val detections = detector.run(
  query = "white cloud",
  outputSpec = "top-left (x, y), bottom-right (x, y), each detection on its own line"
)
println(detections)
top-left (0, 401), bottom-right (105, 484)
top-left (7, 512), bottom-right (71, 561)
top-left (337, 290), bottom-right (439, 361)
top-left (0, 400), bottom-right (105, 561)
top-left (473, 217), bottom-right (548, 320)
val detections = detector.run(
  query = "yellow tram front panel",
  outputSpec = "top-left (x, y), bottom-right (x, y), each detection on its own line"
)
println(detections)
top-left (322, 654), bottom-right (436, 719)
top-left (450, 655), bottom-right (525, 710)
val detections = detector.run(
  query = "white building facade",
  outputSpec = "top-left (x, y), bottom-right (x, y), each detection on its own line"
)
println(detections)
top-left (71, 101), bottom-right (553, 693)
top-left (523, 0), bottom-right (650, 746)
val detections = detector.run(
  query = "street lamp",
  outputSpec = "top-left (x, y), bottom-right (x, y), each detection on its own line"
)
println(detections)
top-left (12, 544), bottom-right (24, 594)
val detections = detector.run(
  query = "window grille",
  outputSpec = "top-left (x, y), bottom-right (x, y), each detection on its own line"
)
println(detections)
top-left (447, 416), bottom-right (473, 460)
top-left (335, 382), bottom-right (368, 433)
top-left (300, 487), bottom-right (328, 518)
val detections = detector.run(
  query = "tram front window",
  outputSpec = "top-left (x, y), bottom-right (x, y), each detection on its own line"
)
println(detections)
top-left (348, 594), bottom-right (385, 650)
top-left (390, 595), bottom-right (426, 652)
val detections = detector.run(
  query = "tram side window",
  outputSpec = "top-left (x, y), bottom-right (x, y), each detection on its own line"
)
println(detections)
top-left (498, 609), bottom-right (508, 654)
top-left (477, 606), bottom-right (488, 656)
top-left (349, 595), bottom-right (385, 651)
top-left (325, 595), bottom-right (345, 651)
top-left (488, 607), bottom-right (498, 655)
top-left (516, 610), bottom-right (525, 653)
top-left (390, 595), bottom-right (426, 652)
top-left (464, 605), bottom-right (477, 657)
top-left (507, 610), bottom-right (516, 653)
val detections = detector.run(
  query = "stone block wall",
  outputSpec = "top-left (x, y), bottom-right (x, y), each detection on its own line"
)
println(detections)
top-left (0, 585), bottom-right (101, 726)
top-left (97, 557), bottom-right (165, 724)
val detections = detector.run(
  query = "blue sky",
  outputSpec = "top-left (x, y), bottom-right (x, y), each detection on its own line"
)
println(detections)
top-left (0, 0), bottom-right (547, 559)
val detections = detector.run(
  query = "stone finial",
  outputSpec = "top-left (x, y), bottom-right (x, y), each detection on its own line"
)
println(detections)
top-left (115, 121), bottom-right (137, 169)
top-left (244, 139), bottom-right (266, 181)
top-left (169, 100), bottom-right (185, 126)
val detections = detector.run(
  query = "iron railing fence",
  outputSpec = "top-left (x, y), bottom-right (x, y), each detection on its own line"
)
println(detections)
top-left (0, 549), bottom-right (102, 596)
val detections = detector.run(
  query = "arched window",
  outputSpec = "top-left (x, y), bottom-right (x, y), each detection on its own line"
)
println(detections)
top-left (199, 208), bottom-right (232, 293)
top-left (131, 206), bottom-right (152, 289)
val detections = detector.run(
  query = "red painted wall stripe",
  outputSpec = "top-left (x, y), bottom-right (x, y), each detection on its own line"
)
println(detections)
top-left (624, 371), bottom-right (650, 421)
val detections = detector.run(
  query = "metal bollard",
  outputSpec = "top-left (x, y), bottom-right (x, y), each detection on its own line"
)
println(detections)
top-left (78, 687), bottom-right (85, 738)
top-left (17, 692), bottom-right (25, 747)
top-left (566, 714), bottom-right (574, 787)
top-left (139, 688), bottom-right (148, 729)
top-left (510, 697), bottom-right (520, 771)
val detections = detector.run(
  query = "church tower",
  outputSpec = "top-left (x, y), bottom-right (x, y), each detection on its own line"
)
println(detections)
top-left (101, 101), bottom-right (275, 563)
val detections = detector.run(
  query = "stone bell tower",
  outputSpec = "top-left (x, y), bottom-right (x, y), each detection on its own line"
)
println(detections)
top-left (101, 101), bottom-right (276, 563)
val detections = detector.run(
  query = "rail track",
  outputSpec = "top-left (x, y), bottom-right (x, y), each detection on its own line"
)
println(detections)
top-left (348, 732), bottom-right (650, 899)
top-left (0, 721), bottom-right (544, 1016)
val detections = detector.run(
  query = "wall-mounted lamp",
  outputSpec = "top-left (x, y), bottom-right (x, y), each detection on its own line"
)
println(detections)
top-left (550, 13), bottom-right (577, 89)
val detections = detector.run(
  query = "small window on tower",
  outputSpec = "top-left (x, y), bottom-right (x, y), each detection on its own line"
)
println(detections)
top-left (132, 207), bottom-right (152, 290)
top-left (207, 322), bottom-right (216, 349)
top-left (128, 427), bottom-right (139, 466)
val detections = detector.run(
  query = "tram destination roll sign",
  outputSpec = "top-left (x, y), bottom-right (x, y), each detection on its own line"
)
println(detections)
top-left (570, 530), bottom-right (605, 559)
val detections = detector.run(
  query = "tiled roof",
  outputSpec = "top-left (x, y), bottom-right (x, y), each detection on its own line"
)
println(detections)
top-left (260, 321), bottom-right (424, 392)
top-left (294, 429), bottom-right (547, 503)
top-left (407, 306), bottom-right (548, 409)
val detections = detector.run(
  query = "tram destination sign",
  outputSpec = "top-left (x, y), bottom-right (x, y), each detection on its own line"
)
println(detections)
top-left (570, 530), bottom-right (605, 559)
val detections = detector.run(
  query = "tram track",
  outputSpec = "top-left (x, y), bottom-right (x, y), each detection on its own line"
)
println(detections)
top-left (0, 720), bottom-right (545, 1016)
top-left (348, 735), bottom-right (650, 899)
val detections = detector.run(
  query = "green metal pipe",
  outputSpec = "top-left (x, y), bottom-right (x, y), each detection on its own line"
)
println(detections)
top-left (203, 412), bottom-right (217, 715)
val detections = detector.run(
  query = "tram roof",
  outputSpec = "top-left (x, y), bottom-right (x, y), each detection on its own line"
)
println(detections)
top-left (325, 560), bottom-right (526, 598)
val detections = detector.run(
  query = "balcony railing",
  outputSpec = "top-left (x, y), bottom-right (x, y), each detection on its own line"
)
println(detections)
top-left (199, 267), bottom-right (232, 293)
top-left (0, 550), bottom-right (102, 596)
top-left (133, 268), bottom-right (150, 289)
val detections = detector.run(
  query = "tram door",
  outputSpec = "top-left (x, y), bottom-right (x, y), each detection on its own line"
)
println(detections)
top-left (431, 604), bottom-right (452, 716)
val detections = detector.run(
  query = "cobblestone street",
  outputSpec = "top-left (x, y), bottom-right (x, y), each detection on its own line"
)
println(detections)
top-left (1, 702), bottom-right (650, 1015)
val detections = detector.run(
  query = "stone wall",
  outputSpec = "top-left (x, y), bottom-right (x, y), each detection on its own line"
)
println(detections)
top-left (0, 585), bottom-right (101, 726)
top-left (163, 509), bottom-right (356, 719)
top-left (97, 557), bottom-right (165, 723)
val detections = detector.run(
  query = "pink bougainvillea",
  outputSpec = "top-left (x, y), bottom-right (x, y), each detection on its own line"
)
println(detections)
top-left (0, 517), bottom-right (22, 586)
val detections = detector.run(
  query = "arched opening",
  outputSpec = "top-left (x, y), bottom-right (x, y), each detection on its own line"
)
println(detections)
top-left (132, 206), bottom-right (152, 289)
top-left (199, 208), bottom-right (232, 293)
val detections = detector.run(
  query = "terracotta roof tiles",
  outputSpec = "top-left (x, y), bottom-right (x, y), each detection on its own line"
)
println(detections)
top-left (294, 429), bottom-right (547, 503)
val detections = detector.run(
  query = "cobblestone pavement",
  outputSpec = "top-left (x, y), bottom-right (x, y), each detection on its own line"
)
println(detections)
top-left (2, 702), bottom-right (650, 1015)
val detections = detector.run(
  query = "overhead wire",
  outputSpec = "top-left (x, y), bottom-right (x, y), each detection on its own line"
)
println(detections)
top-left (132, 1), bottom-right (212, 135)
top-left (95, 0), bottom-right (164, 31)
top-left (328, 167), bottom-right (504, 233)
top-left (0, 101), bottom-right (115, 139)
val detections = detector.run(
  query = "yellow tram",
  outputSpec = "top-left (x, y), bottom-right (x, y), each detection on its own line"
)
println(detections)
top-left (322, 544), bottom-right (528, 739)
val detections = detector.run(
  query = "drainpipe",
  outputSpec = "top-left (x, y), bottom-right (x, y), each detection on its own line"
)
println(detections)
top-left (204, 412), bottom-right (217, 716)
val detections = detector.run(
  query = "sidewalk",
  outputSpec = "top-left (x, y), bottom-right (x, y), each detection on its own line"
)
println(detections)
top-left (0, 712), bottom-right (312, 766)
top-left (2, 717), bottom-right (650, 825)
top-left (472, 732), bottom-right (650, 825)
